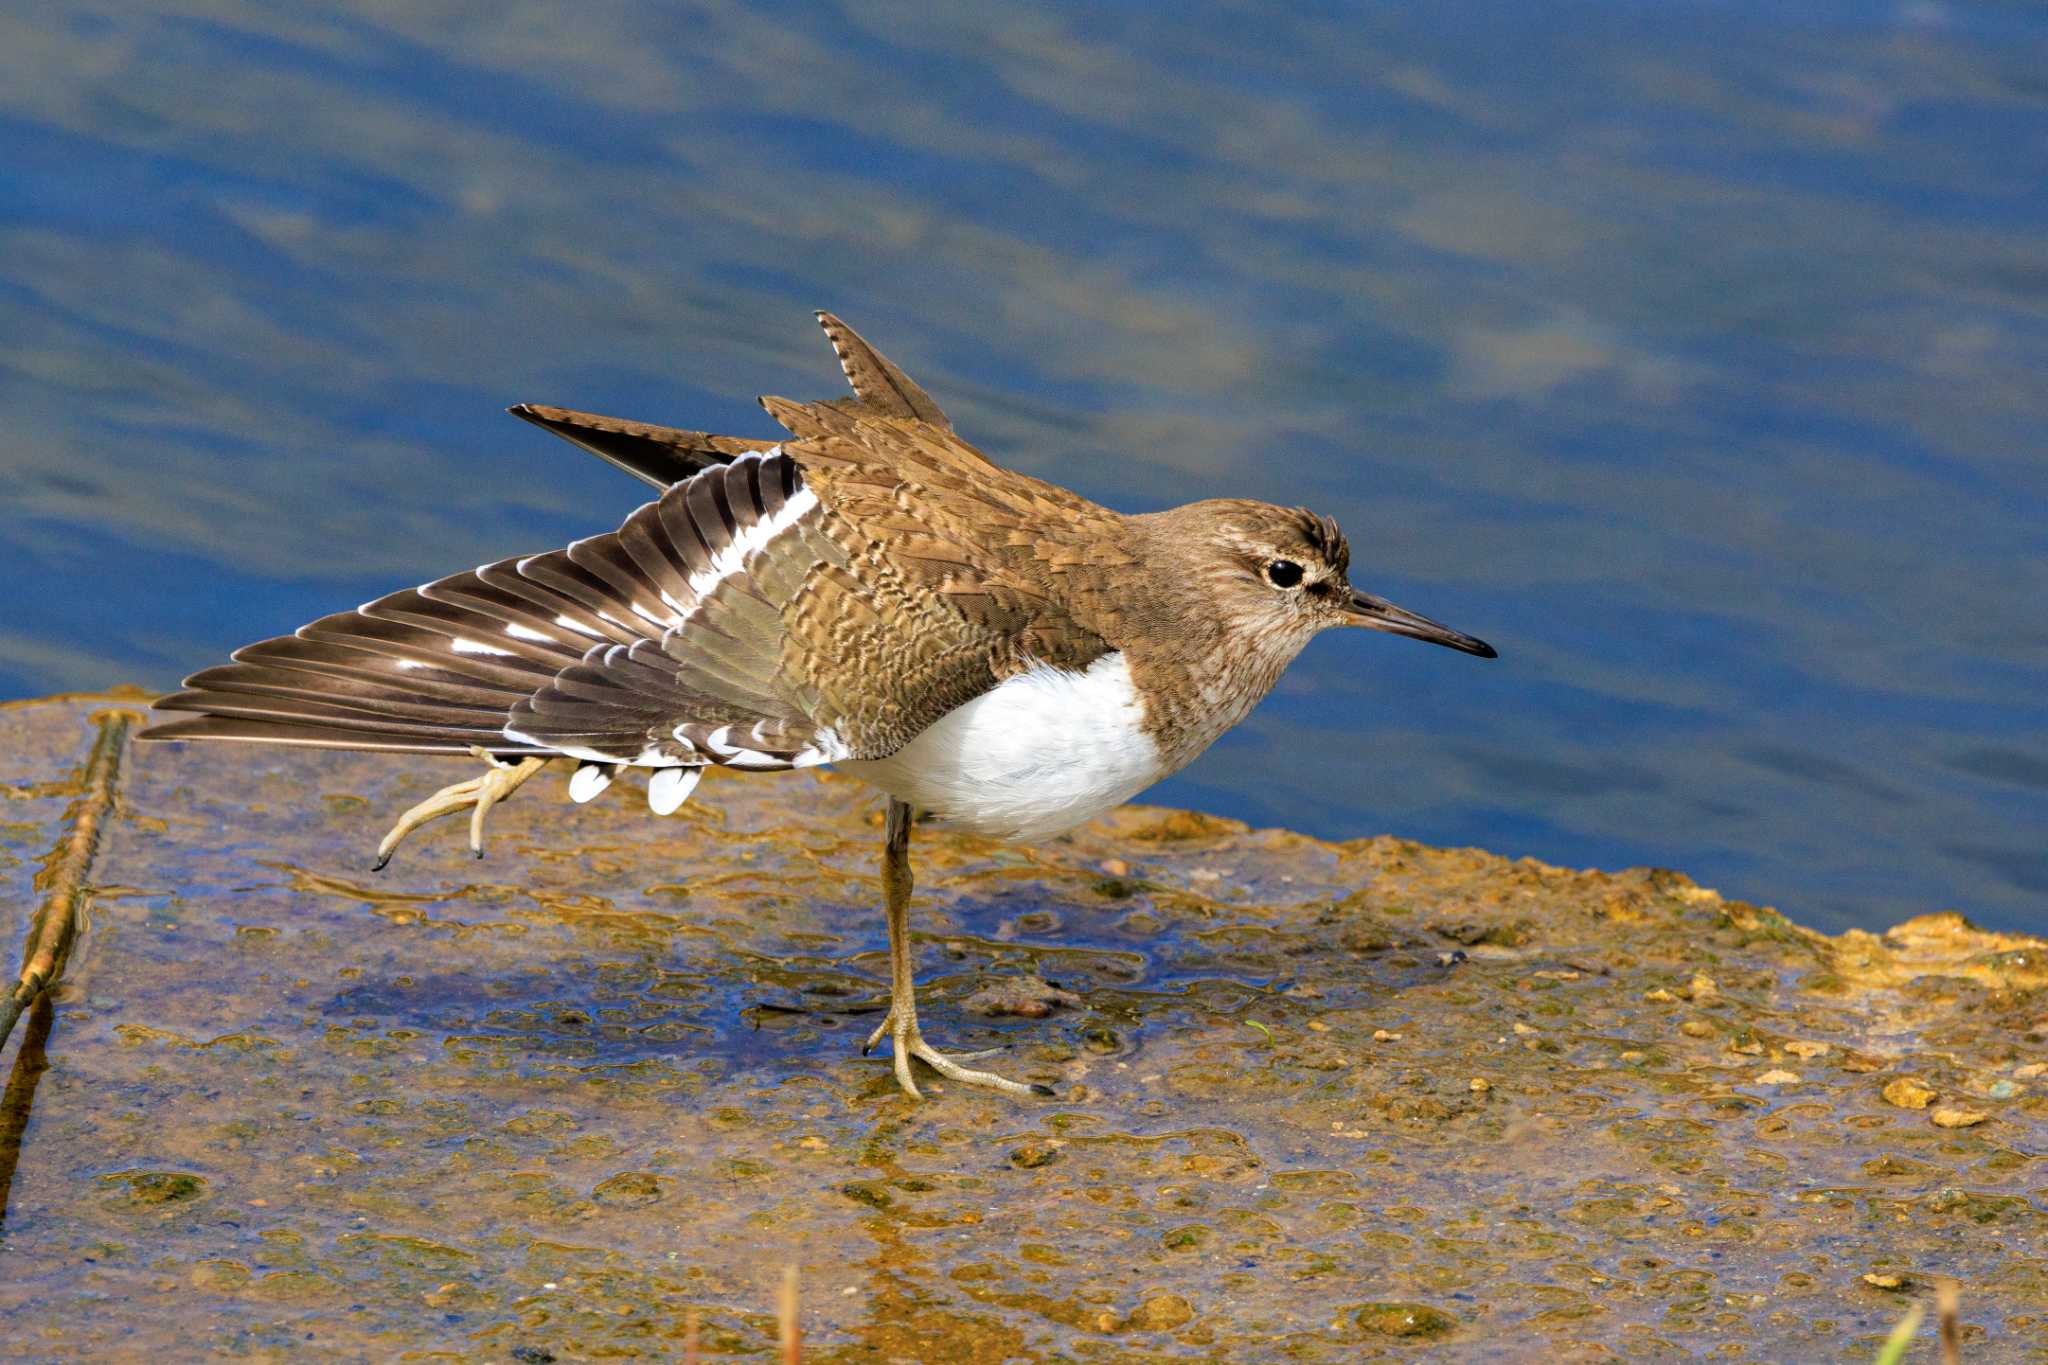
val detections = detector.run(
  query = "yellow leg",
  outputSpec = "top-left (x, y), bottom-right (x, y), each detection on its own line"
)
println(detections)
top-left (372, 747), bottom-right (551, 870)
top-left (860, 800), bottom-right (1050, 1099)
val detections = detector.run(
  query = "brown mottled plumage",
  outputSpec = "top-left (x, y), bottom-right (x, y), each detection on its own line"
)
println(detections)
top-left (508, 404), bottom-right (777, 488)
top-left (141, 312), bottom-right (1495, 1099)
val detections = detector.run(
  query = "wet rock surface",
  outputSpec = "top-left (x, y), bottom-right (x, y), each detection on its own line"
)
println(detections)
top-left (1, 694), bottom-right (2043, 1360)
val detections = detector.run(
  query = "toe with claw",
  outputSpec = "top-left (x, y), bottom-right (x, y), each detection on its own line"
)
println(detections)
top-left (863, 1005), bottom-right (1050, 1100)
top-left (372, 746), bottom-right (551, 869)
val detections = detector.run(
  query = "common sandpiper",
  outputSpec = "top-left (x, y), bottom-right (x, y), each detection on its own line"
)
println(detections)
top-left (143, 313), bottom-right (1497, 1099)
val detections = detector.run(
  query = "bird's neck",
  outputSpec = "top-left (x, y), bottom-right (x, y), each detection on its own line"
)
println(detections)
top-left (1111, 517), bottom-right (1316, 773)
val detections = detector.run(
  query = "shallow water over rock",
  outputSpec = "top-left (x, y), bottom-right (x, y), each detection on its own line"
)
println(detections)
top-left (1, 694), bottom-right (2043, 1360)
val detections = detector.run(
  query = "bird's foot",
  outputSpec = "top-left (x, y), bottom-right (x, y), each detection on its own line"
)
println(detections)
top-left (862, 1008), bottom-right (1051, 1100)
top-left (372, 747), bottom-right (551, 869)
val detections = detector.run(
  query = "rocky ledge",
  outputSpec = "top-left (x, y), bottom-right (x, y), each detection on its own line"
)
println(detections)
top-left (0, 693), bottom-right (2041, 1360)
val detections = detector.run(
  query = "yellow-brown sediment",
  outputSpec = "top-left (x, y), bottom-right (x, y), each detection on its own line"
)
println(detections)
top-left (0, 694), bottom-right (2040, 1359)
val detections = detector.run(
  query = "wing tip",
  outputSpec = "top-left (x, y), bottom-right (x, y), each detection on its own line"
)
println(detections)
top-left (511, 403), bottom-right (765, 489)
top-left (806, 311), bottom-right (952, 431)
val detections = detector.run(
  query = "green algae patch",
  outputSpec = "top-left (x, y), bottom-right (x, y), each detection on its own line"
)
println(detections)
top-left (0, 694), bottom-right (2044, 1361)
top-left (99, 1169), bottom-right (208, 1208)
top-left (1351, 1300), bottom-right (1457, 1338)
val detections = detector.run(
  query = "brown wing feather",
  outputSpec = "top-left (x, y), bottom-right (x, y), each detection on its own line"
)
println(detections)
top-left (509, 403), bottom-right (777, 488)
top-left (814, 312), bottom-right (954, 431)
top-left (140, 714), bottom-right (549, 754)
top-left (764, 395), bottom-right (1136, 674)
top-left (145, 454), bottom-right (842, 766)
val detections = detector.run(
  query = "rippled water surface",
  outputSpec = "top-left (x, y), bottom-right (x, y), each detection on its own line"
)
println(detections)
top-left (1, 2), bottom-right (2042, 932)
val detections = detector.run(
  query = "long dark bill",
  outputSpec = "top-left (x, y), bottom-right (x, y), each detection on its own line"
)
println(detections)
top-left (1342, 590), bottom-right (1497, 658)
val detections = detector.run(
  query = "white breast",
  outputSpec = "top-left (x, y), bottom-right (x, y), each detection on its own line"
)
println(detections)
top-left (838, 652), bottom-right (1165, 843)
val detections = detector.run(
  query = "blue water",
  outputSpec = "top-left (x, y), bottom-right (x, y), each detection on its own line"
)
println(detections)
top-left (1, 2), bottom-right (2042, 933)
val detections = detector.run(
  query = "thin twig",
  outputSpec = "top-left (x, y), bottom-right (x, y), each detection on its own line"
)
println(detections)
top-left (1937, 1278), bottom-right (1961, 1365)
top-left (0, 710), bottom-right (136, 1053)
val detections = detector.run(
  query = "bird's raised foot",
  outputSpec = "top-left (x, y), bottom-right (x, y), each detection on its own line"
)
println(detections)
top-left (372, 747), bottom-right (551, 869)
top-left (863, 1009), bottom-right (1051, 1100)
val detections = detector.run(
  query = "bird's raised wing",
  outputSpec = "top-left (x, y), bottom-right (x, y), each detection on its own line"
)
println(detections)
top-left (143, 448), bottom-right (1114, 768)
top-left (508, 311), bottom-right (950, 488)
top-left (146, 453), bottom-right (813, 761)
top-left (145, 312), bottom-right (1126, 768)
top-left (814, 310), bottom-right (953, 431)
top-left (758, 397), bottom-right (1138, 665)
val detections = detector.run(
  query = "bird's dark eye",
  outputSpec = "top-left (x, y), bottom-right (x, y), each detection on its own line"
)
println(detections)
top-left (1265, 559), bottom-right (1304, 589)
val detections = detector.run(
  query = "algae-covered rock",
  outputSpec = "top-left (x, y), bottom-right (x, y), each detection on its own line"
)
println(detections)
top-left (963, 973), bottom-right (1083, 1018)
top-left (1129, 1292), bottom-right (1195, 1332)
top-left (100, 1170), bottom-right (208, 1208)
top-left (590, 1171), bottom-right (667, 1207)
top-left (1352, 1300), bottom-right (1457, 1338)
top-left (0, 694), bottom-right (2044, 1361)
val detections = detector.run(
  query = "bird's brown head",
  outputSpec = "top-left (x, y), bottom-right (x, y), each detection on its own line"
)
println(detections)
top-left (1153, 499), bottom-right (1497, 660)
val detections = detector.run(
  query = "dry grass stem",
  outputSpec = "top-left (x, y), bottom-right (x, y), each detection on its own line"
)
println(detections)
top-left (780, 1262), bottom-right (801, 1364)
top-left (0, 709), bottom-right (137, 1052)
top-left (1938, 1278), bottom-right (1961, 1365)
